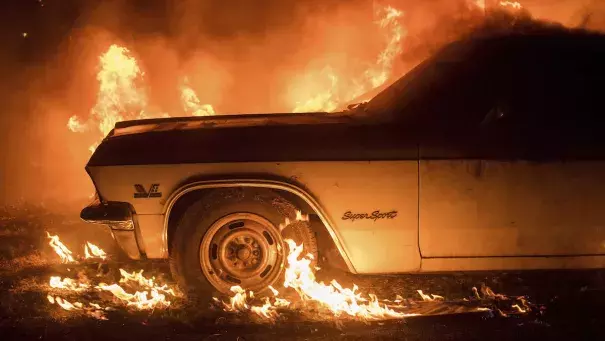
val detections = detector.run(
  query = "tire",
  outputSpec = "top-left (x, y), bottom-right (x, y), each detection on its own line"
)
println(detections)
top-left (169, 187), bottom-right (318, 300)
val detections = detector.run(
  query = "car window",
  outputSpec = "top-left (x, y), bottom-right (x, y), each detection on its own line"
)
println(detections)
top-left (395, 55), bottom-right (497, 136)
top-left (483, 38), bottom-right (604, 142)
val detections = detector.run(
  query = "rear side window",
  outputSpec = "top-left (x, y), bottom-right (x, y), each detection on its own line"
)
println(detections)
top-left (485, 37), bottom-right (604, 139)
top-left (393, 41), bottom-right (499, 135)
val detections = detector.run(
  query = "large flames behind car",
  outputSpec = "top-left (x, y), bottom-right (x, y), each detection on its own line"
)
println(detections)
top-left (65, 1), bottom-right (534, 154)
top-left (66, 2), bottom-right (407, 153)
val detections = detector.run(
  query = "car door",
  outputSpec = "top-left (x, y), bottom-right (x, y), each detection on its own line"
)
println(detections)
top-left (419, 35), bottom-right (605, 258)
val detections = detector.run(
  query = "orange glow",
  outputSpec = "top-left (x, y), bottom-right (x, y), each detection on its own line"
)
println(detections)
top-left (290, 3), bottom-right (405, 113)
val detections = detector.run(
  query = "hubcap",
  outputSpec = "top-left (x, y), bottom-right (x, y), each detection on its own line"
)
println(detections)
top-left (199, 213), bottom-right (284, 294)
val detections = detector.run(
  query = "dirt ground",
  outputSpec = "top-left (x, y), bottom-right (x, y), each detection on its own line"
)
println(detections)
top-left (0, 203), bottom-right (603, 341)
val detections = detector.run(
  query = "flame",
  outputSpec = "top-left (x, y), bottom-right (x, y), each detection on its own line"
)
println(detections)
top-left (49, 276), bottom-right (90, 292)
top-left (499, 1), bottom-right (522, 10)
top-left (416, 290), bottom-right (444, 302)
top-left (92, 45), bottom-right (148, 137)
top-left (67, 44), bottom-right (151, 153)
top-left (84, 242), bottom-right (107, 260)
top-left (54, 296), bottom-right (80, 311)
top-left (282, 239), bottom-right (411, 320)
top-left (216, 286), bottom-right (288, 321)
top-left (47, 294), bottom-right (109, 320)
top-left (68, 45), bottom-right (217, 153)
top-left (251, 297), bottom-right (280, 319)
top-left (67, 115), bottom-right (87, 132)
top-left (295, 210), bottom-right (309, 222)
top-left (180, 80), bottom-right (216, 116)
top-left (48, 269), bottom-right (177, 312)
top-left (46, 232), bottom-right (75, 263)
top-left (217, 239), bottom-right (417, 321)
top-left (96, 269), bottom-right (176, 310)
top-left (280, 210), bottom-right (310, 230)
top-left (69, 5), bottom-right (404, 151)
top-left (511, 304), bottom-right (526, 313)
top-left (364, 5), bottom-right (405, 89)
top-left (291, 4), bottom-right (405, 113)
top-left (46, 233), bottom-right (177, 314)
top-left (291, 66), bottom-right (340, 113)
top-left (218, 238), bottom-right (532, 322)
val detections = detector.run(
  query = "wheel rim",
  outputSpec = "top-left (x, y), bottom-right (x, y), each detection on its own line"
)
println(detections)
top-left (199, 212), bottom-right (285, 294)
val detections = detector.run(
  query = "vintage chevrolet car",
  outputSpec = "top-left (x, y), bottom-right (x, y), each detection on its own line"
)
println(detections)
top-left (81, 29), bottom-right (605, 297)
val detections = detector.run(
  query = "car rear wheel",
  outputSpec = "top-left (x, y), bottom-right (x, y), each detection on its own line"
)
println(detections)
top-left (169, 188), bottom-right (318, 300)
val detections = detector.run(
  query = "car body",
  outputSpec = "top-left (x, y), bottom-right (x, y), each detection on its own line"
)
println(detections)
top-left (81, 28), bottom-right (605, 275)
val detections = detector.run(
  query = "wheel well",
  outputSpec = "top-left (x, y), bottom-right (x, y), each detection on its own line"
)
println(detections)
top-left (166, 186), bottom-right (349, 272)
top-left (166, 189), bottom-right (208, 255)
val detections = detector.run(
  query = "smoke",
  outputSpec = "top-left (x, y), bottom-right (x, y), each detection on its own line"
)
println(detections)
top-left (0, 0), bottom-right (603, 206)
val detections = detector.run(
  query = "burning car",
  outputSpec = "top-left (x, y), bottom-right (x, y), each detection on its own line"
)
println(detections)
top-left (80, 29), bottom-right (605, 299)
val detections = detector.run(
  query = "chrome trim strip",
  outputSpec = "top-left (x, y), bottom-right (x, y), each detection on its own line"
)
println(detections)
top-left (161, 179), bottom-right (357, 274)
